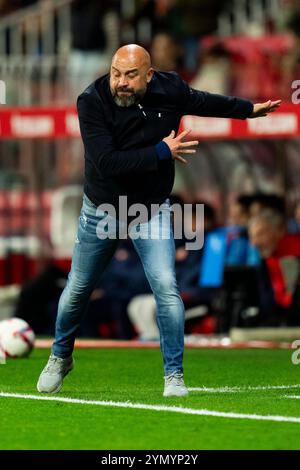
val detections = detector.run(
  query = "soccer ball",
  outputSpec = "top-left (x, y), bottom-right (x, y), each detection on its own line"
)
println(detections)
top-left (0, 318), bottom-right (35, 358)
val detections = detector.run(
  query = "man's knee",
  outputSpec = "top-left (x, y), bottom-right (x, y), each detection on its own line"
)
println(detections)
top-left (64, 270), bottom-right (96, 300)
top-left (151, 272), bottom-right (178, 295)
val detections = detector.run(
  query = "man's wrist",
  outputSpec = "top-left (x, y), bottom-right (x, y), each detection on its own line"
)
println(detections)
top-left (155, 141), bottom-right (172, 160)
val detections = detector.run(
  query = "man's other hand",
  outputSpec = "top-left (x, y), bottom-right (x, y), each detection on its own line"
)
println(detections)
top-left (249, 99), bottom-right (282, 118)
top-left (163, 129), bottom-right (199, 164)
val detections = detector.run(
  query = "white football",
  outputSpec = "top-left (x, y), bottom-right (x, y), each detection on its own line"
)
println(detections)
top-left (0, 318), bottom-right (35, 358)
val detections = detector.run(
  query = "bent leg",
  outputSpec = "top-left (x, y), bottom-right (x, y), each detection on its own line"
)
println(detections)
top-left (52, 196), bottom-right (119, 357)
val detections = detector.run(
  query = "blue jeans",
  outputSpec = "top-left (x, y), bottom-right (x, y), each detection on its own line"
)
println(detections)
top-left (52, 194), bottom-right (185, 375)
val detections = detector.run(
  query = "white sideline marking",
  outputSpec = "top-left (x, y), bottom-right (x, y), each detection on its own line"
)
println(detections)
top-left (1, 392), bottom-right (300, 424)
top-left (283, 395), bottom-right (300, 399)
top-left (188, 384), bottom-right (300, 393)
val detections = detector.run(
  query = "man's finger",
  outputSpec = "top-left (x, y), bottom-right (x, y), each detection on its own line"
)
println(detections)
top-left (174, 155), bottom-right (187, 164)
top-left (270, 100), bottom-right (282, 106)
top-left (175, 129), bottom-right (191, 140)
top-left (264, 100), bottom-right (281, 111)
top-left (179, 140), bottom-right (199, 148)
top-left (177, 149), bottom-right (197, 154)
top-left (260, 100), bottom-right (272, 110)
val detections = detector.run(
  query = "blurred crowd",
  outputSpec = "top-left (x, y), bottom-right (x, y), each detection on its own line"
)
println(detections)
top-left (67, 1), bottom-right (300, 101)
top-left (145, 5), bottom-right (300, 102)
top-left (2, 0), bottom-right (300, 102)
top-left (12, 191), bottom-right (300, 339)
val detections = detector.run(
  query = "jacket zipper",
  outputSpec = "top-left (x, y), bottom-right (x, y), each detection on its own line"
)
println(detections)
top-left (137, 103), bottom-right (146, 117)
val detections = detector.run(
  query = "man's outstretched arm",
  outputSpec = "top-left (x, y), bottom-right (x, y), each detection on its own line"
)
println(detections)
top-left (182, 81), bottom-right (281, 120)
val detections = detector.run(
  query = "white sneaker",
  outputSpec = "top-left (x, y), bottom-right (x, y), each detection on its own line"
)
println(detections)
top-left (37, 354), bottom-right (74, 393)
top-left (163, 372), bottom-right (189, 397)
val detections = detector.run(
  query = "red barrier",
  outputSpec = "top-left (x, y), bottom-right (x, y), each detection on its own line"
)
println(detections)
top-left (0, 235), bottom-right (43, 286)
top-left (0, 103), bottom-right (300, 139)
top-left (0, 107), bottom-right (80, 139)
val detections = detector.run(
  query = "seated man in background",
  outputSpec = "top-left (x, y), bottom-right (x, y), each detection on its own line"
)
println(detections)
top-left (199, 193), bottom-right (287, 332)
top-left (249, 208), bottom-right (300, 326)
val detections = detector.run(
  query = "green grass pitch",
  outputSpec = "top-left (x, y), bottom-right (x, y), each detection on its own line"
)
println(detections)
top-left (1, 347), bottom-right (300, 450)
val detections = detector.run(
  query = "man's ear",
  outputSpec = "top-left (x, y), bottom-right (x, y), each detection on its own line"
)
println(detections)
top-left (146, 67), bottom-right (154, 83)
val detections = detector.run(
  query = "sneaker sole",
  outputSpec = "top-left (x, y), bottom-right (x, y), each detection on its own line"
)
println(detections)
top-left (163, 389), bottom-right (189, 397)
top-left (37, 361), bottom-right (74, 394)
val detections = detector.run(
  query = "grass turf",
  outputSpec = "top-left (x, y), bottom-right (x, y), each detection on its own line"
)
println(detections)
top-left (0, 347), bottom-right (300, 450)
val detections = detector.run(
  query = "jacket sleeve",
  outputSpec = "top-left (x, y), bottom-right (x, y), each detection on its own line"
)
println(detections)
top-left (182, 83), bottom-right (253, 119)
top-left (77, 93), bottom-right (159, 177)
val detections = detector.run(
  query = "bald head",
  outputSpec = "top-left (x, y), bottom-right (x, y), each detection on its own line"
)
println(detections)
top-left (112, 44), bottom-right (151, 70)
top-left (110, 44), bottom-right (154, 107)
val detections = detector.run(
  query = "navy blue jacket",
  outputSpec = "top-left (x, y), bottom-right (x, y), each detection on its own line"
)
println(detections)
top-left (77, 71), bottom-right (253, 212)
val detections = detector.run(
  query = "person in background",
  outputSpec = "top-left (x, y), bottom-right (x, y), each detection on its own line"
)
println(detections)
top-left (227, 194), bottom-right (253, 228)
top-left (248, 193), bottom-right (285, 218)
top-left (67, 0), bottom-right (113, 99)
top-left (150, 33), bottom-right (183, 74)
top-left (249, 209), bottom-right (300, 326)
top-left (190, 43), bottom-right (231, 95)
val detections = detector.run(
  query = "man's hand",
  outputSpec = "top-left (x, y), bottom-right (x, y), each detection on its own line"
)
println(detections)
top-left (249, 99), bottom-right (282, 118)
top-left (163, 129), bottom-right (199, 164)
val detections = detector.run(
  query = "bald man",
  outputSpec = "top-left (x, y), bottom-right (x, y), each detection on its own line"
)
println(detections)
top-left (37, 44), bottom-right (281, 396)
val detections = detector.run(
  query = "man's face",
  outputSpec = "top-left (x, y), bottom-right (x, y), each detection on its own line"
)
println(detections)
top-left (228, 202), bottom-right (248, 227)
top-left (109, 57), bottom-right (153, 107)
top-left (249, 221), bottom-right (283, 257)
top-left (249, 202), bottom-right (263, 218)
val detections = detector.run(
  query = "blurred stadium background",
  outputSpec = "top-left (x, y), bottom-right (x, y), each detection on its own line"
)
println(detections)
top-left (1, 0), bottom-right (300, 345)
